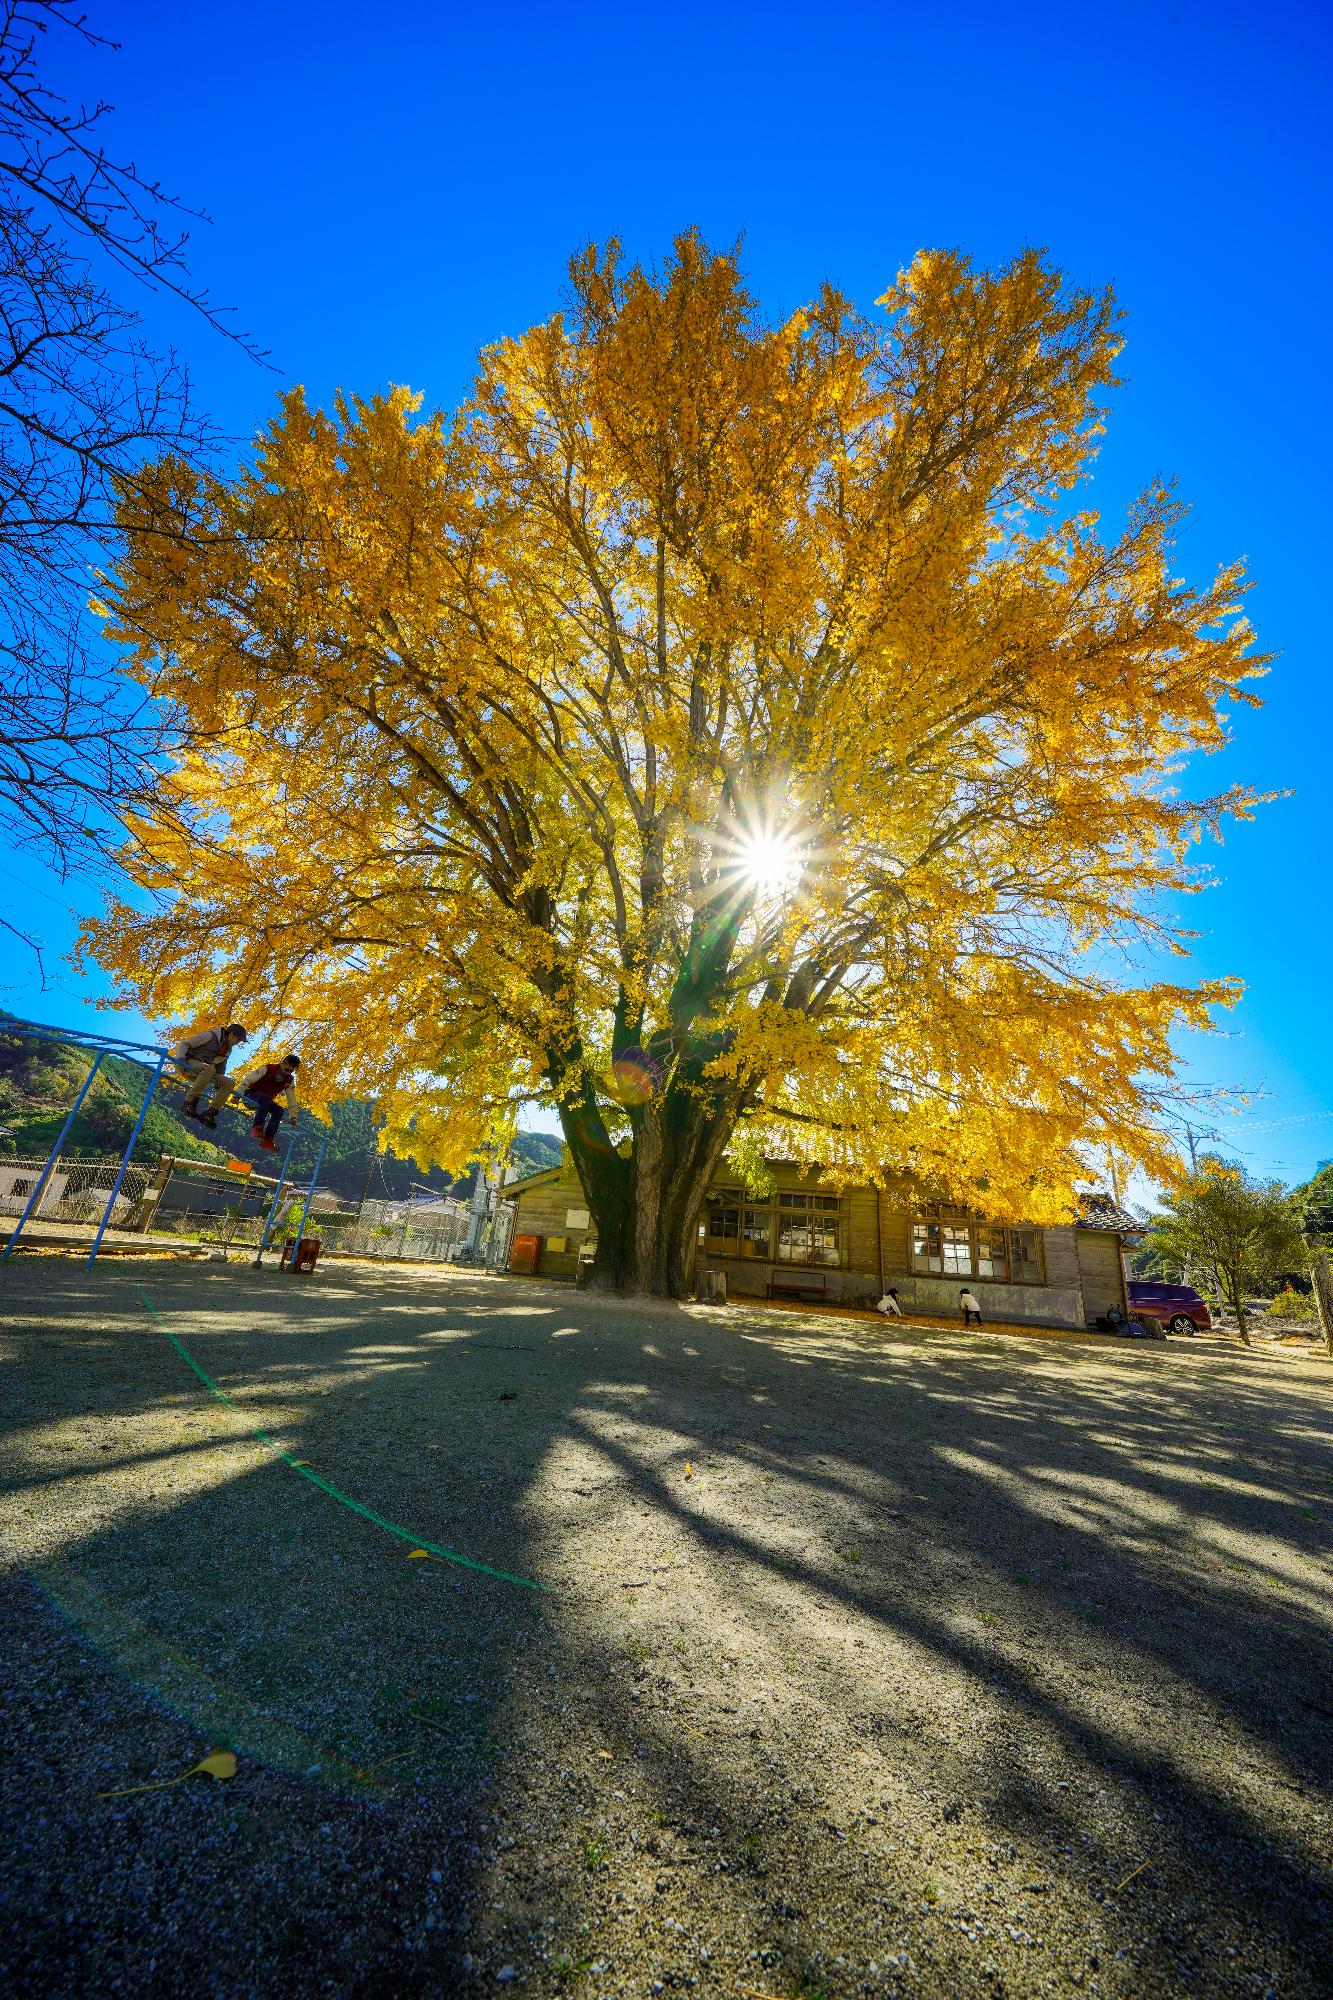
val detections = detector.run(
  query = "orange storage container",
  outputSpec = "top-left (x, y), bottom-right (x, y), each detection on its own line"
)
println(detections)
top-left (509, 1232), bottom-right (541, 1275)
top-left (280, 1235), bottom-right (322, 1273)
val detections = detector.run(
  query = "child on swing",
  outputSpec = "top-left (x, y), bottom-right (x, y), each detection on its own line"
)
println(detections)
top-left (174, 1021), bottom-right (250, 1128)
top-left (240, 1054), bottom-right (301, 1151)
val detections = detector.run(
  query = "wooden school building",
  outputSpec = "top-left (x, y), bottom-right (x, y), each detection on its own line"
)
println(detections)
top-left (503, 1154), bottom-right (1135, 1329)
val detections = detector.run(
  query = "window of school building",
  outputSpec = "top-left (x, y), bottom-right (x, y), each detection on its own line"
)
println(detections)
top-left (910, 1205), bottom-right (1044, 1284)
top-left (706, 1188), bottom-right (845, 1267)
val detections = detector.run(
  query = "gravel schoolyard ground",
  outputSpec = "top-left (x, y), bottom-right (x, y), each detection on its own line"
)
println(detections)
top-left (1, 1259), bottom-right (1330, 2000)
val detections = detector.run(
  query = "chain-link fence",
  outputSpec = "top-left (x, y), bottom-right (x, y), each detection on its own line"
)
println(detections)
top-left (312, 1198), bottom-right (479, 1265)
top-left (1, 1153), bottom-right (512, 1267)
top-left (0, 1155), bottom-right (152, 1228)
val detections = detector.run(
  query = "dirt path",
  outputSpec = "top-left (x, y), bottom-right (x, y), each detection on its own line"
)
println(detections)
top-left (2, 1260), bottom-right (1330, 1999)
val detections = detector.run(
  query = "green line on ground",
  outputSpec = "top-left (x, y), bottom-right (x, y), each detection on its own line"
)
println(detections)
top-left (28, 1556), bottom-right (377, 1791)
top-left (136, 1290), bottom-right (549, 1594)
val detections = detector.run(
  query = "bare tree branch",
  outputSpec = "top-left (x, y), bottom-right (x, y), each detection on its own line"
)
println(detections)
top-left (0, 0), bottom-right (260, 910)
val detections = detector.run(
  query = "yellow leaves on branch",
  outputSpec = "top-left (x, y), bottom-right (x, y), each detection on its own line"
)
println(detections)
top-left (85, 231), bottom-right (1266, 1209)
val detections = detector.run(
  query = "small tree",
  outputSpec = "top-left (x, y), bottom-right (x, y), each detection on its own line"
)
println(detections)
top-left (1143, 1158), bottom-right (1304, 1345)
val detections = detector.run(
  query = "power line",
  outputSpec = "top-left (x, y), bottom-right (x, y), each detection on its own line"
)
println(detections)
top-left (1228, 1111), bottom-right (1332, 1133)
top-left (0, 865), bottom-right (73, 910)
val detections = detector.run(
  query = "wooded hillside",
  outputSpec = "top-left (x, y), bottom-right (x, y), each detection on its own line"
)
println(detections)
top-left (0, 1027), bottom-right (561, 1199)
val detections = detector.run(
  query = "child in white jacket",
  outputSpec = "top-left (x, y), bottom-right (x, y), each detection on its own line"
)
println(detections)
top-left (174, 1023), bottom-right (249, 1127)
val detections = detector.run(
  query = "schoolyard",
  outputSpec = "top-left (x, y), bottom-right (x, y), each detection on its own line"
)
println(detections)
top-left (1, 1259), bottom-right (1329, 2000)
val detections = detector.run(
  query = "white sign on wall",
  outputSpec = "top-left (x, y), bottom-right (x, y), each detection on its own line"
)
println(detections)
top-left (566, 1207), bottom-right (590, 1229)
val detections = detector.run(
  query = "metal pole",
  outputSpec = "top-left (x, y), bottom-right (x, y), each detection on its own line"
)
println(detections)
top-left (354, 1097), bottom-right (379, 1226)
top-left (463, 1156), bottom-right (490, 1257)
top-left (2, 1051), bottom-right (105, 1261)
top-left (1309, 1244), bottom-right (1333, 1362)
top-left (252, 1129), bottom-right (299, 1267)
top-left (283, 1130), bottom-right (327, 1274)
top-left (87, 1051), bottom-right (167, 1268)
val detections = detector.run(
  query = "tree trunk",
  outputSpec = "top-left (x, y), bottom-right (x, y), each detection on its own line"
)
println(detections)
top-left (1230, 1277), bottom-right (1250, 1346)
top-left (1307, 1242), bottom-right (1333, 1360)
top-left (562, 1077), bottom-right (740, 1297)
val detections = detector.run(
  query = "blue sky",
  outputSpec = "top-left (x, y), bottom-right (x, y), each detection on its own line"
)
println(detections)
top-left (6, 0), bottom-right (1330, 1183)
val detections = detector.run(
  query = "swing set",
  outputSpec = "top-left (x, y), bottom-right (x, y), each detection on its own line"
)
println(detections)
top-left (0, 1015), bottom-right (326, 1270)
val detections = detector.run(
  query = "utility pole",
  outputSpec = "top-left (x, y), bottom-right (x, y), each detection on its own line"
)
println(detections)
top-left (353, 1098), bottom-right (380, 1242)
top-left (463, 1158), bottom-right (490, 1259)
top-left (461, 1131), bottom-right (516, 1266)
top-left (1181, 1119), bottom-right (1227, 1171)
top-left (1311, 1248), bottom-right (1333, 1361)
top-left (354, 1154), bottom-right (376, 1236)
top-left (1299, 1200), bottom-right (1333, 1360)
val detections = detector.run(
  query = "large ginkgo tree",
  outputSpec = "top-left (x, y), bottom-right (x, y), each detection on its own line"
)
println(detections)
top-left (88, 234), bottom-right (1262, 1293)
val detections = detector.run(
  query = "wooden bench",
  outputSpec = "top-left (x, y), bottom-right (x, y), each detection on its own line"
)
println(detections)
top-left (766, 1270), bottom-right (829, 1303)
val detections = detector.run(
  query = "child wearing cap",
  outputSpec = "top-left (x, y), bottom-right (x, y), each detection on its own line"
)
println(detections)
top-left (174, 1022), bottom-right (249, 1128)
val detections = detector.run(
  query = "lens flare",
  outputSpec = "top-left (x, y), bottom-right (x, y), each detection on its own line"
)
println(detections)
top-left (608, 1046), bottom-right (662, 1106)
top-left (737, 827), bottom-right (803, 898)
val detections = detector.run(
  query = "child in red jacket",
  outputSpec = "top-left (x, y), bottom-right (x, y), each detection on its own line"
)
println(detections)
top-left (241, 1056), bottom-right (300, 1150)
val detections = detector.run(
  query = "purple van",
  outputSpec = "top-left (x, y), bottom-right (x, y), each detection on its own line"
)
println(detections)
top-left (1127, 1281), bottom-right (1212, 1335)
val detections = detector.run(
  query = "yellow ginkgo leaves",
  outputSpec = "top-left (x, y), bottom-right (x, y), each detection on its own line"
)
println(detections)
top-left (88, 233), bottom-right (1265, 1295)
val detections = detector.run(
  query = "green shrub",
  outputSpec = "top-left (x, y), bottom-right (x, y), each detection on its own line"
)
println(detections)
top-left (1268, 1287), bottom-right (1317, 1323)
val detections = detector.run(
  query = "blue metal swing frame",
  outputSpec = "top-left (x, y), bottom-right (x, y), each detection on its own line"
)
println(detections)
top-left (1, 1016), bottom-right (325, 1271)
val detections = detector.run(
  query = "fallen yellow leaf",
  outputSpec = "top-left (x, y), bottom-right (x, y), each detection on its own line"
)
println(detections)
top-left (407, 1548), bottom-right (431, 1559)
top-left (98, 1747), bottom-right (238, 1798)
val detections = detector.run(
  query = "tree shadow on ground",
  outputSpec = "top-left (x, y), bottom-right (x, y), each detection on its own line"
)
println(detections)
top-left (0, 1259), bottom-right (1329, 1999)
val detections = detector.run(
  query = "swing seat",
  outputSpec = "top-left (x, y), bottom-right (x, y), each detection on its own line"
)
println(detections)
top-left (280, 1235), bottom-right (321, 1273)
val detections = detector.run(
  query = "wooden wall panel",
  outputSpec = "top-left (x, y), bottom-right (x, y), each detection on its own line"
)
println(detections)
top-left (1074, 1231), bottom-right (1128, 1322)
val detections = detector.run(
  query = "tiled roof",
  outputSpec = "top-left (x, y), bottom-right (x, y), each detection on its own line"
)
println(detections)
top-left (1075, 1193), bottom-right (1144, 1236)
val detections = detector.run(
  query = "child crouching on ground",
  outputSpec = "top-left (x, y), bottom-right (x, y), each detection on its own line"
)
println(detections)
top-left (241, 1055), bottom-right (300, 1150)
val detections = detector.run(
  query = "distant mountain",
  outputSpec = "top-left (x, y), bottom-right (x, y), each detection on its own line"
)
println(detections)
top-left (0, 1029), bottom-right (227, 1168)
top-left (275, 1098), bottom-right (562, 1202)
top-left (1295, 1161), bottom-right (1333, 1218)
top-left (0, 1023), bottom-right (563, 1201)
